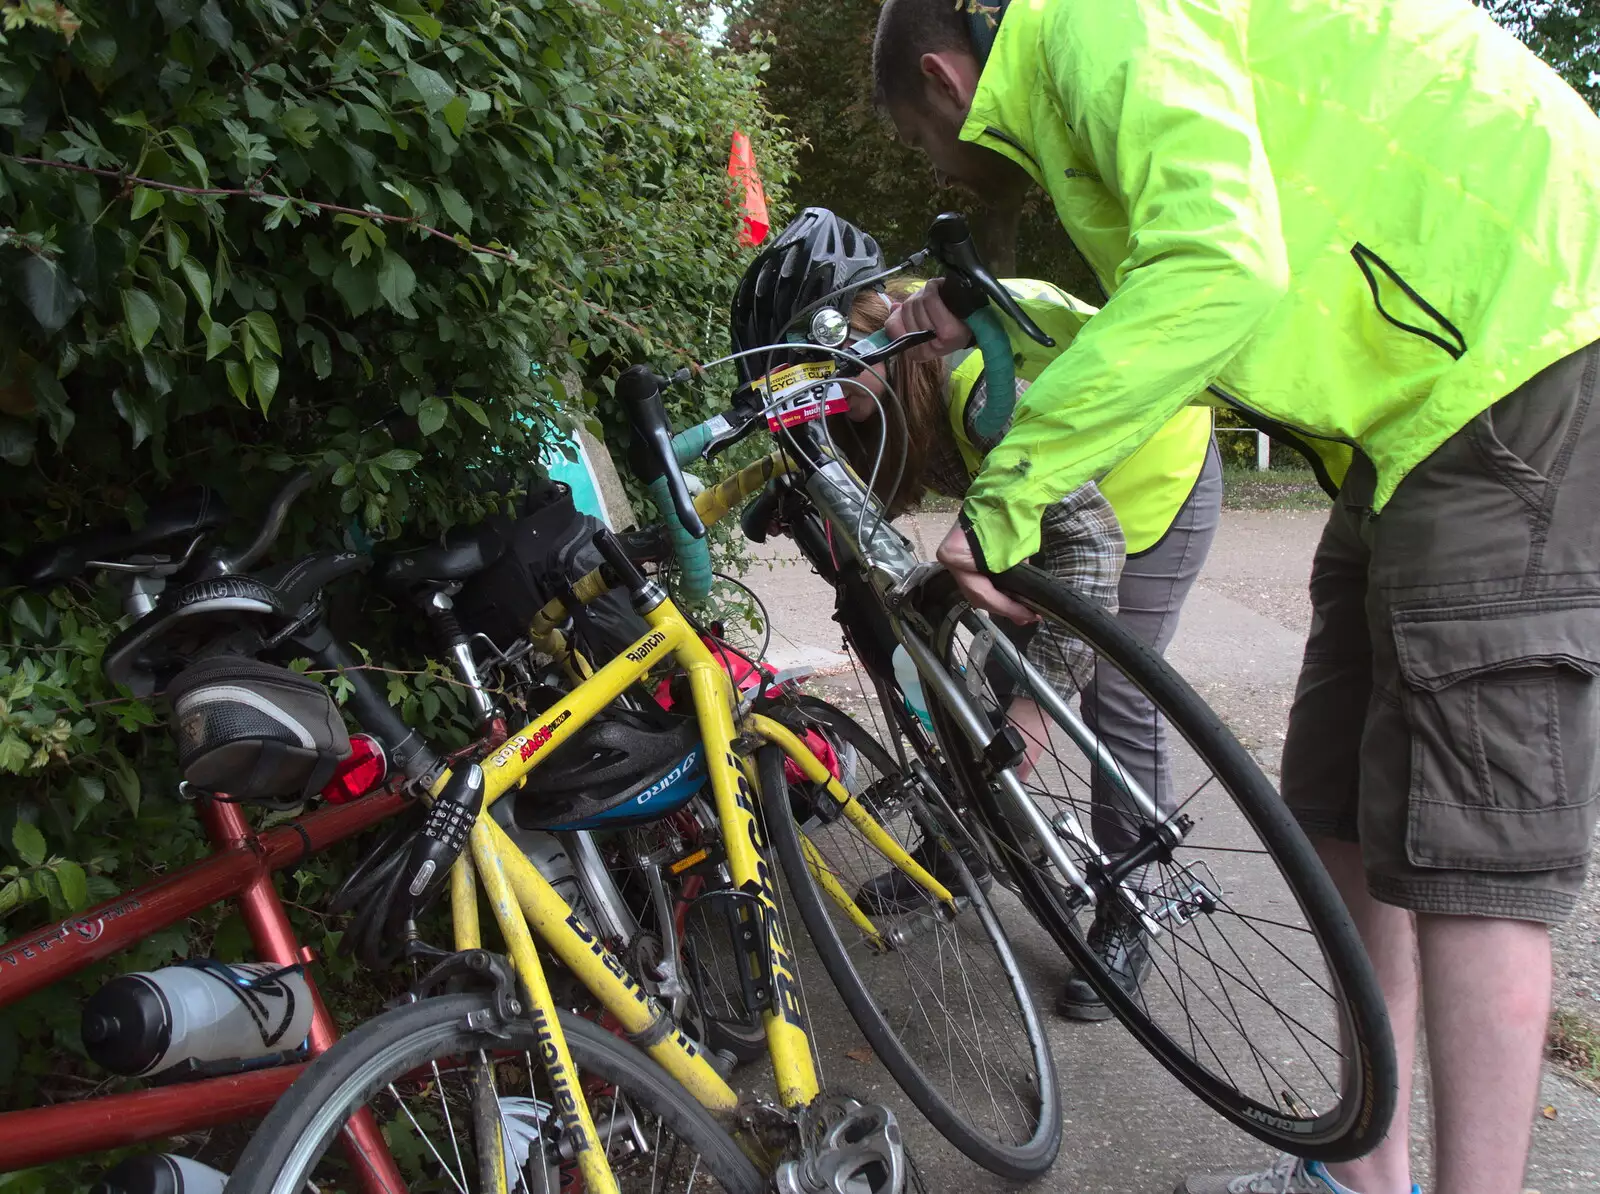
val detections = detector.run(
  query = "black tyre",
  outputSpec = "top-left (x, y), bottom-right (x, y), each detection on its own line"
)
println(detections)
top-left (918, 565), bottom-right (1396, 1161)
top-left (222, 993), bottom-right (766, 1194)
top-left (757, 695), bottom-right (1060, 1179)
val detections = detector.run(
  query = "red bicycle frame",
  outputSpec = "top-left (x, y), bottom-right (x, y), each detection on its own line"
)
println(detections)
top-left (0, 787), bottom-right (409, 1189)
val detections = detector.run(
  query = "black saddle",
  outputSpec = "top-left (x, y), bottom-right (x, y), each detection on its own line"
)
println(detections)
top-left (103, 551), bottom-right (373, 697)
top-left (19, 489), bottom-right (230, 587)
top-left (374, 526), bottom-right (503, 595)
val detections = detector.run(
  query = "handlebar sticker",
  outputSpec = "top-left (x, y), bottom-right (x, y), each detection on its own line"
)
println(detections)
top-left (766, 385), bottom-right (851, 432)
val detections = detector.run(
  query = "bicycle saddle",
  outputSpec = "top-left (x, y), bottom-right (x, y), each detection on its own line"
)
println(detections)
top-left (18, 489), bottom-right (229, 587)
top-left (256, 550), bottom-right (372, 611)
top-left (374, 526), bottom-right (504, 594)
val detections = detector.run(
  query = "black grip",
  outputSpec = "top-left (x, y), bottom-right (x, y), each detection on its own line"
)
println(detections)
top-left (616, 364), bottom-right (706, 539)
top-left (926, 213), bottom-right (1055, 348)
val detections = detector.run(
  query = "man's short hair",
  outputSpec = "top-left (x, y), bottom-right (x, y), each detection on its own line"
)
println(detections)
top-left (873, 0), bottom-right (973, 111)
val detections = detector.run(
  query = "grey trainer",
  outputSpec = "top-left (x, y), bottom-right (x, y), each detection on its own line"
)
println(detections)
top-left (1174, 1155), bottom-right (1346, 1194)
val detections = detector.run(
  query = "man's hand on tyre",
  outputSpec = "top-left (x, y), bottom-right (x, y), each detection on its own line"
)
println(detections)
top-left (936, 522), bottom-right (1039, 624)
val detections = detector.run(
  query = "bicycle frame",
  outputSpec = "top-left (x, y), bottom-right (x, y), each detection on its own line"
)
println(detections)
top-left (431, 581), bottom-right (956, 1194)
top-left (0, 787), bottom-right (407, 1187)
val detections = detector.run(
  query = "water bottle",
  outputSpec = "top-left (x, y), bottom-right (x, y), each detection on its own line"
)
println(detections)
top-left (82, 960), bottom-right (313, 1078)
top-left (91, 1154), bottom-right (227, 1194)
top-left (892, 645), bottom-right (934, 731)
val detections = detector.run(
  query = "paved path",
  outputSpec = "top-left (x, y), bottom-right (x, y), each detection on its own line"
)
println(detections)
top-left (740, 508), bottom-right (1600, 1193)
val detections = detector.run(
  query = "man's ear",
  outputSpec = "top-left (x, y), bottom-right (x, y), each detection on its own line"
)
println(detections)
top-left (919, 50), bottom-right (979, 117)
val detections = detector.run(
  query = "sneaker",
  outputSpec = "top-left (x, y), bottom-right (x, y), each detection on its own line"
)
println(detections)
top-left (1174, 1154), bottom-right (1421, 1194)
top-left (1057, 898), bottom-right (1151, 1021)
top-left (854, 834), bottom-right (992, 916)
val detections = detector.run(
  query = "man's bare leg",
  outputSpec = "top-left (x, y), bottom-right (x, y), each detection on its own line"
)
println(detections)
top-left (1415, 913), bottom-right (1550, 1194)
top-left (1316, 839), bottom-right (1419, 1194)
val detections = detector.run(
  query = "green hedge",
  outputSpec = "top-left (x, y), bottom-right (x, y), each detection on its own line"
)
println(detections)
top-left (0, 3), bottom-right (793, 1181)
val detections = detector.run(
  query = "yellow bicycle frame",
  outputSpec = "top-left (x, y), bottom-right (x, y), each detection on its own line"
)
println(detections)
top-left (426, 452), bottom-right (952, 1193)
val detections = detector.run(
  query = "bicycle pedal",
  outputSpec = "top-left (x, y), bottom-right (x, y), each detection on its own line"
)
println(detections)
top-left (776, 1095), bottom-right (906, 1194)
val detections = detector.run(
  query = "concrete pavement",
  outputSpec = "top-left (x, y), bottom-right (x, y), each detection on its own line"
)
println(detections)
top-left (739, 507), bottom-right (1600, 1193)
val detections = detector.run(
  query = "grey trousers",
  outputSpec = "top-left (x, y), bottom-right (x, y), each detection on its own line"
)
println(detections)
top-left (1083, 441), bottom-right (1223, 853)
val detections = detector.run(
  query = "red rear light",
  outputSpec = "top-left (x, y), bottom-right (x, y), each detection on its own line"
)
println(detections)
top-left (322, 734), bottom-right (389, 803)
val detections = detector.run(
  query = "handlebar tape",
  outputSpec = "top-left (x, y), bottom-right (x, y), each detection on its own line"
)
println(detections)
top-left (963, 307), bottom-right (1017, 444)
top-left (671, 421), bottom-right (716, 466)
top-left (649, 475), bottom-right (714, 602)
top-left (856, 315), bottom-right (1016, 443)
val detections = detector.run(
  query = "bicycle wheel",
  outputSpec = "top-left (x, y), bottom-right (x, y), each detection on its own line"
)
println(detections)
top-left (222, 992), bottom-right (766, 1194)
top-left (916, 565), bottom-right (1396, 1161)
top-left (757, 695), bottom-right (1060, 1179)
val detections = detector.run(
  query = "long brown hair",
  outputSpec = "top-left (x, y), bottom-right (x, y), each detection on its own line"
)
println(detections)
top-left (829, 282), bottom-right (949, 518)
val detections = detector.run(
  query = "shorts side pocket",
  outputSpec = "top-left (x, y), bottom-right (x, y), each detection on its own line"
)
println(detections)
top-left (1392, 599), bottom-right (1600, 872)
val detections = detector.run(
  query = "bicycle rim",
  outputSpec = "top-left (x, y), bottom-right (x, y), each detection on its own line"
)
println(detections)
top-left (758, 695), bottom-right (1061, 1179)
top-left (919, 566), bottom-right (1396, 1160)
top-left (223, 994), bottom-right (766, 1194)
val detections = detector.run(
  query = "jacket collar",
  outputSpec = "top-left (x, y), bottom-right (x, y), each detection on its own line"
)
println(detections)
top-left (959, 0), bottom-right (1046, 185)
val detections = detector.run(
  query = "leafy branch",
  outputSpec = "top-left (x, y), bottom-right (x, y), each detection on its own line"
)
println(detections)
top-left (4, 152), bottom-right (703, 364)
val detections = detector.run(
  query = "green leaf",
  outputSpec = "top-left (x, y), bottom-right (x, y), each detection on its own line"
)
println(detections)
top-left (112, 387), bottom-right (156, 448)
top-left (406, 61), bottom-right (455, 114)
top-left (374, 449), bottom-right (421, 471)
top-left (416, 395), bottom-right (448, 436)
top-left (12, 823), bottom-right (45, 868)
top-left (202, 314), bottom-right (231, 360)
top-left (244, 311), bottom-right (281, 356)
top-left (17, 257), bottom-right (84, 333)
top-left (0, 417), bottom-right (35, 467)
top-left (28, 365), bottom-right (73, 447)
top-left (395, 1), bottom-right (444, 40)
top-left (435, 184), bottom-right (472, 233)
top-left (9, 592), bottom-right (57, 640)
top-left (129, 187), bottom-right (165, 219)
top-left (225, 359), bottom-right (249, 403)
top-left (441, 95), bottom-right (469, 137)
top-left (376, 251), bottom-right (417, 318)
top-left (120, 289), bottom-right (161, 351)
top-left (250, 357), bottom-right (280, 415)
top-left (454, 395), bottom-right (490, 427)
top-left (53, 861), bottom-right (88, 913)
top-left (112, 755), bottom-right (140, 816)
top-left (0, 734), bottom-right (29, 774)
top-left (69, 776), bottom-right (105, 829)
top-left (331, 261), bottom-right (377, 316)
top-left (180, 255), bottom-right (212, 310)
top-left (331, 463), bottom-right (355, 486)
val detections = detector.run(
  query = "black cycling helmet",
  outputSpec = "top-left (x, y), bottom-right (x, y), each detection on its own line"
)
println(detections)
top-left (730, 208), bottom-right (885, 386)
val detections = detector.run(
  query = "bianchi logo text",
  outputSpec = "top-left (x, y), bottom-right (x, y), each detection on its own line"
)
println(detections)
top-left (625, 631), bottom-right (667, 664)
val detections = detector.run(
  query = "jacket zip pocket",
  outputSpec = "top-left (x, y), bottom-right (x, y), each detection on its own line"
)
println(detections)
top-left (1351, 243), bottom-right (1467, 360)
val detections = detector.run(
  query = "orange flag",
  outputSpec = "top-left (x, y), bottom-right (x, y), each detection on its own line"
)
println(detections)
top-left (728, 131), bottom-right (769, 247)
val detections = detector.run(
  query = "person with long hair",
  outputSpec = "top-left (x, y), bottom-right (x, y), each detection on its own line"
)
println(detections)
top-left (837, 275), bottom-right (1221, 1020)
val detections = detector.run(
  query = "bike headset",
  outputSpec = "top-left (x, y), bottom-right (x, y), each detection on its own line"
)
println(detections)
top-left (966, 0), bottom-right (1010, 66)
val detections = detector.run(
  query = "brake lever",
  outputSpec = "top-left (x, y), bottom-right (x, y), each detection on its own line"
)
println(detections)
top-left (617, 365), bottom-right (707, 538)
top-left (926, 212), bottom-right (1055, 348)
top-left (846, 329), bottom-right (937, 372)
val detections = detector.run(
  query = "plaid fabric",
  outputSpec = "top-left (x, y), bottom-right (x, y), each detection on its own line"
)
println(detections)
top-left (923, 372), bottom-right (1125, 697)
top-left (1023, 482), bottom-right (1124, 694)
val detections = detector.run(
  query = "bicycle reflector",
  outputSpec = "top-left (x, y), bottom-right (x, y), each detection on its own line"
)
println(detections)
top-left (320, 734), bottom-right (388, 803)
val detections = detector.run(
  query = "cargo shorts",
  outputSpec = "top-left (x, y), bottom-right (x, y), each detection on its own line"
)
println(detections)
top-left (1281, 339), bottom-right (1600, 924)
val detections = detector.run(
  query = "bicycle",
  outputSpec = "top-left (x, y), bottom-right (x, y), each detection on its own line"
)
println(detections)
top-left (3, 480), bottom-right (410, 1189)
top-left (690, 213), bottom-right (1398, 1160)
top-left (219, 239), bottom-right (1100, 1194)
